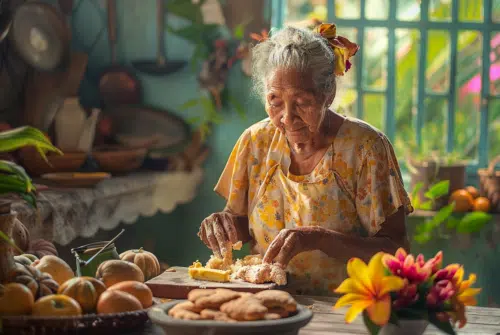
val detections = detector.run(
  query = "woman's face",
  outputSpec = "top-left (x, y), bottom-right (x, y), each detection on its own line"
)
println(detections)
top-left (265, 68), bottom-right (327, 144)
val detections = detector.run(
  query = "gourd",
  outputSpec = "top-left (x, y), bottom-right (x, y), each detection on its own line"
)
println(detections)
top-left (95, 260), bottom-right (144, 287)
top-left (119, 248), bottom-right (161, 281)
top-left (58, 277), bottom-right (106, 313)
top-left (9, 263), bottom-right (59, 299)
top-left (11, 219), bottom-right (30, 255)
top-left (14, 255), bottom-right (33, 266)
top-left (28, 239), bottom-right (58, 258)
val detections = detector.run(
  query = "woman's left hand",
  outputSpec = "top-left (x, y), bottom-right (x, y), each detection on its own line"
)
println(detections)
top-left (263, 226), bottom-right (326, 268)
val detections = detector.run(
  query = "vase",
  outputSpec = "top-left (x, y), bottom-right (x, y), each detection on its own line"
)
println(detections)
top-left (0, 201), bottom-right (17, 283)
top-left (71, 241), bottom-right (120, 277)
top-left (379, 319), bottom-right (429, 335)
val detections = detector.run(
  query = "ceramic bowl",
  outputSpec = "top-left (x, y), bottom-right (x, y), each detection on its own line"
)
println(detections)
top-left (149, 300), bottom-right (313, 335)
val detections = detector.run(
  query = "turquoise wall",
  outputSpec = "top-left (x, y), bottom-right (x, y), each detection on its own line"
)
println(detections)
top-left (53, 0), bottom-right (265, 265)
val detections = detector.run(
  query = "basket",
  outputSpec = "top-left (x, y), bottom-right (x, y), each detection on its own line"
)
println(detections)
top-left (478, 155), bottom-right (500, 213)
top-left (0, 308), bottom-right (150, 335)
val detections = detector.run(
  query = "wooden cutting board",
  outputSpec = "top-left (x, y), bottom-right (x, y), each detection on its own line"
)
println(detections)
top-left (145, 267), bottom-right (277, 299)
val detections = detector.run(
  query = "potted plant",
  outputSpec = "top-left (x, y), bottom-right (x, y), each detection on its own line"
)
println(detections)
top-left (334, 248), bottom-right (481, 335)
top-left (411, 180), bottom-right (492, 244)
top-left (407, 149), bottom-right (468, 210)
top-left (0, 126), bottom-right (61, 282)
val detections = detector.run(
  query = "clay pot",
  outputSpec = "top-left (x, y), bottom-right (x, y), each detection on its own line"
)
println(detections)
top-left (0, 201), bottom-right (18, 283)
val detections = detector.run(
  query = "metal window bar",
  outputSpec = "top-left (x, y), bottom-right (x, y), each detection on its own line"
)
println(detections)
top-left (271, 0), bottom-right (500, 169)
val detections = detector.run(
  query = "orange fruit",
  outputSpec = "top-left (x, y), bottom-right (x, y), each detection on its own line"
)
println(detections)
top-left (96, 290), bottom-right (143, 314)
top-left (449, 189), bottom-right (474, 212)
top-left (0, 283), bottom-right (35, 315)
top-left (473, 197), bottom-right (491, 213)
top-left (465, 186), bottom-right (480, 199)
top-left (107, 281), bottom-right (153, 308)
top-left (32, 294), bottom-right (82, 316)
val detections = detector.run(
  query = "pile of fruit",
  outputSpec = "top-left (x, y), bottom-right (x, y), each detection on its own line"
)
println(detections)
top-left (0, 248), bottom-right (160, 317)
top-left (449, 186), bottom-right (492, 213)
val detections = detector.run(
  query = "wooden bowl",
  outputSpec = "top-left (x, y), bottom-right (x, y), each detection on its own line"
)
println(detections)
top-left (40, 172), bottom-right (111, 188)
top-left (149, 300), bottom-right (313, 335)
top-left (92, 146), bottom-right (147, 175)
top-left (18, 147), bottom-right (87, 177)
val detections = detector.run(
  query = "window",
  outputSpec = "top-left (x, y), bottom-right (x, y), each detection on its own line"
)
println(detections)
top-left (271, 0), bottom-right (500, 173)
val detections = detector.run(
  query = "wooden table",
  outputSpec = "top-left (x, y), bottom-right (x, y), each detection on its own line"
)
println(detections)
top-left (122, 296), bottom-right (500, 334)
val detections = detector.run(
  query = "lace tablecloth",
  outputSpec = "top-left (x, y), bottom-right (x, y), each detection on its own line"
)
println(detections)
top-left (11, 168), bottom-right (204, 246)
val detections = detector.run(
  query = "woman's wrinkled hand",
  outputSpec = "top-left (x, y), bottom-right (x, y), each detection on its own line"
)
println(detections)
top-left (263, 227), bottom-right (326, 268)
top-left (198, 212), bottom-right (240, 259)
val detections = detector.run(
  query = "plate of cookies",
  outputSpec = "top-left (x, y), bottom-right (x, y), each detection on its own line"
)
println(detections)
top-left (148, 288), bottom-right (313, 335)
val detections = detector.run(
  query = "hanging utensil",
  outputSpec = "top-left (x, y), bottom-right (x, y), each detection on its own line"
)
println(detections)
top-left (98, 0), bottom-right (142, 106)
top-left (10, 2), bottom-right (71, 71)
top-left (131, 0), bottom-right (186, 76)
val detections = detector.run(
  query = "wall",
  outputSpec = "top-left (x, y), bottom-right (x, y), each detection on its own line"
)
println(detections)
top-left (53, 0), bottom-right (266, 266)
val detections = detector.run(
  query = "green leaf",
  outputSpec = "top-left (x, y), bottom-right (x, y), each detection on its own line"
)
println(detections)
top-left (0, 126), bottom-right (61, 162)
top-left (414, 232), bottom-right (432, 244)
top-left (419, 201), bottom-right (433, 210)
top-left (362, 310), bottom-right (381, 335)
top-left (166, 0), bottom-right (204, 23)
top-left (233, 23), bottom-right (245, 40)
top-left (0, 229), bottom-right (23, 254)
top-left (427, 203), bottom-right (455, 226)
top-left (456, 211), bottom-right (492, 233)
top-left (411, 182), bottom-right (424, 200)
top-left (428, 313), bottom-right (456, 335)
top-left (424, 180), bottom-right (450, 200)
top-left (415, 221), bottom-right (435, 234)
top-left (186, 116), bottom-right (201, 125)
top-left (179, 98), bottom-right (201, 110)
top-left (446, 216), bottom-right (460, 229)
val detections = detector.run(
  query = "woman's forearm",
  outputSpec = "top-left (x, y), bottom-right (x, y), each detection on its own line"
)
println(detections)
top-left (318, 229), bottom-right (406, 264)
top-left (223, 207), bottom-right (252, 244)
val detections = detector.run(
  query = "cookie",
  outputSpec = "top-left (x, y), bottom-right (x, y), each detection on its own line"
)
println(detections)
top-left (169, 301), bottom-right (202, 314)
top-left (267, 306), bottom-right (290, 318)
top-left (220, 296), bottom-right (268, 321)
top-left (254, 290), bottom-right (297, 312)
top-left (264, 312), bottom-right (282, 320)
top-left (168, 302), bottom-right (202, 320)
top-left (187, 289), bottom-right (216, 303)
top-left (200, 309), bottom-right (237, 322)
top-left (194, 288), bottom-right (241, 309)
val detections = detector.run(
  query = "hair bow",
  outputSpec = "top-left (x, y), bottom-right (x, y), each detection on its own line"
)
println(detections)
top-left (314, 23), bottom-right (360, 76)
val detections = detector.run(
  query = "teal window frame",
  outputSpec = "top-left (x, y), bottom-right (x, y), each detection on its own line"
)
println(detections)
top-left (271, 0), bottom-right (500, 178)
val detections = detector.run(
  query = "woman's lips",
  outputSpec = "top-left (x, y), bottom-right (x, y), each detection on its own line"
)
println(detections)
top-left (285, 126), bottom-right (307, 133)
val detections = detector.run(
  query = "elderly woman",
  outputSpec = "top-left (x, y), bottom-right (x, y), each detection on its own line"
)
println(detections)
top-left (198, 23), bottom-right (413, 295)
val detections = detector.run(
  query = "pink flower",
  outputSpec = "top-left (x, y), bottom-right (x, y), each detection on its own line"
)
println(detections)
top-left (393, 280), bottom-right (419, 309)
top-left (382, 248), bottom-right (431, 283)
top-left (416, 251), bottom-right (443, 275)
top-left (433, 264), bottom-right (461, 283)
top-left (426, 280), bottom-right (456, 307)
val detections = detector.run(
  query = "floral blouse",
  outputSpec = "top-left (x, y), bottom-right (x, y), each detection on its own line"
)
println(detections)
top-left (214, 116), bottom-right (413, 294)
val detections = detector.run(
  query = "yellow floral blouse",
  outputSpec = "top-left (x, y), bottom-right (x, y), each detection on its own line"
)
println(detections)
top-left (215, 116), bottom-right (413, 295)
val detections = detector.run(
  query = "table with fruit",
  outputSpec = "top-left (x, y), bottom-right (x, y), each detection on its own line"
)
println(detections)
top-left (1, 245), bottom-right (498, 335)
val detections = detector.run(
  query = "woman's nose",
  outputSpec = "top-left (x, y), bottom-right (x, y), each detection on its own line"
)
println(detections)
top-left (281, 105), bottom-right (295, 126)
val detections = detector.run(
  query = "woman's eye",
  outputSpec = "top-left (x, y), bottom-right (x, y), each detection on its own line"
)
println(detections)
top-left (269, 100), bottom-right (282, 107)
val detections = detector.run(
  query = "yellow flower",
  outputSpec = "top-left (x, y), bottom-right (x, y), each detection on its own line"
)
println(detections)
top-left (313, 23), bottom-right (360, 76)
top-left (334, 252), bottom-right (405, 326)
top-left (454, 267), bottom-right (481, 307)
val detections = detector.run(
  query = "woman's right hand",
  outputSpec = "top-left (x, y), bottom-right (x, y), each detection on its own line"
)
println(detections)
top-left (198, 212), bottom-right (241, 259)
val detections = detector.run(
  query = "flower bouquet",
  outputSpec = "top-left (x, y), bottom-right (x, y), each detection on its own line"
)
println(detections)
top-left (334, 249), bottom-right (481, 335)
